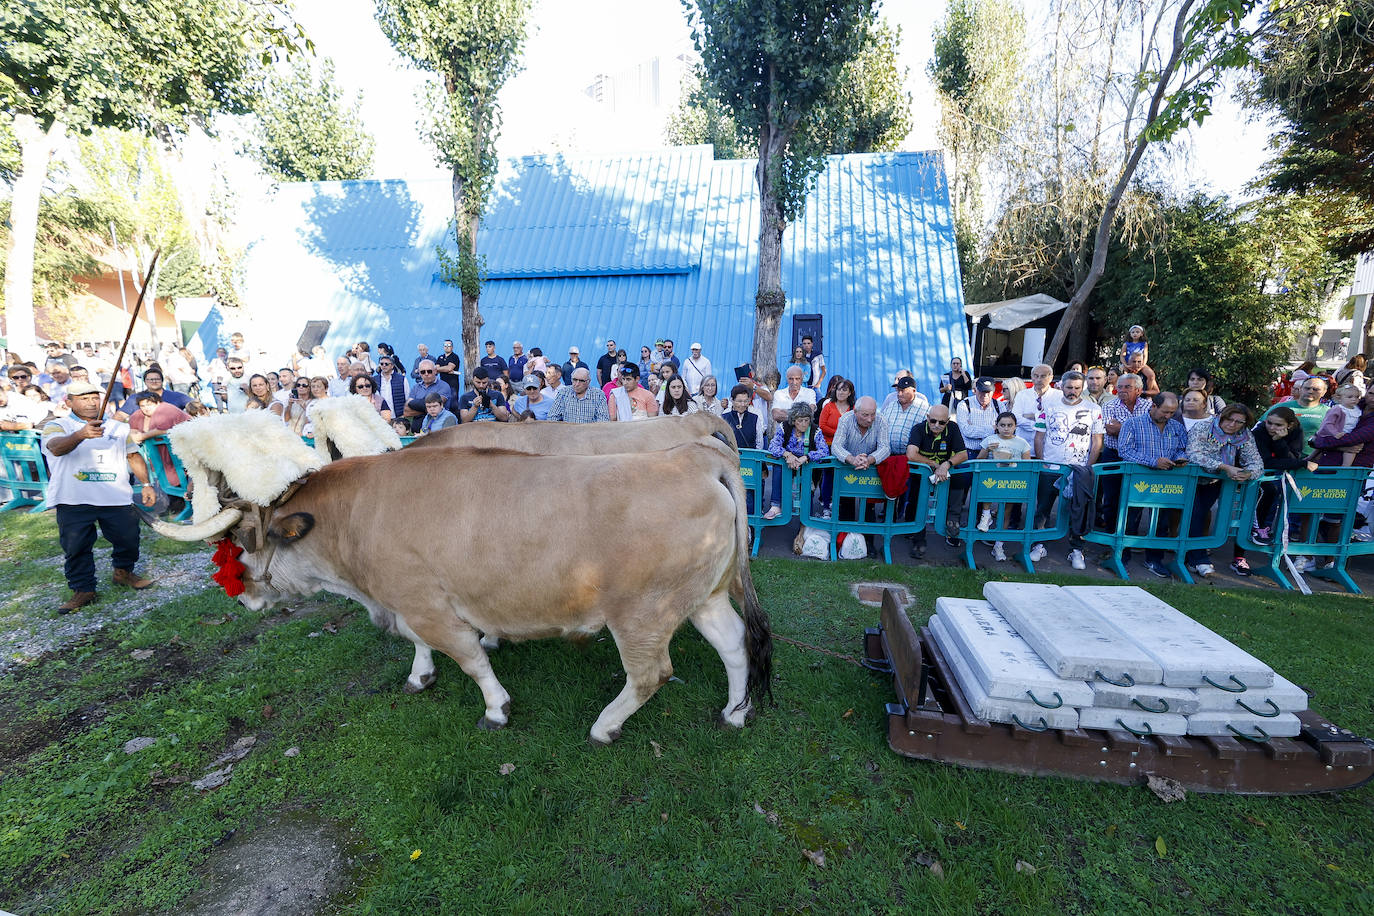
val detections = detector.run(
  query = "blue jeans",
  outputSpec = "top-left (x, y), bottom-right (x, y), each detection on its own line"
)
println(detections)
top-left (56, 503), bottom-right (141, 592)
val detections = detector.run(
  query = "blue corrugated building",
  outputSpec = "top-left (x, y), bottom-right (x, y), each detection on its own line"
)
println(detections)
top-left (220, 145), bottom-right (969, 403)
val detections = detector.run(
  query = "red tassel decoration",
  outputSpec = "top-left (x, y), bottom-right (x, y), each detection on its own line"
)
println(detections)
top-left (210, 537), bottom-right (246, 597)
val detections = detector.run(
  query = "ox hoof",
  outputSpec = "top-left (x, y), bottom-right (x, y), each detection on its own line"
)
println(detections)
top-left (402, 673), bottom-right (436, 694)
top-left (476, 715), bottom-right (507, 731)
top-left (479, 634), bottom-right (501, 652)
top-left (719, 703), bottom-right (753, 729)
top-left (588, 728), bottom-right (621, 747)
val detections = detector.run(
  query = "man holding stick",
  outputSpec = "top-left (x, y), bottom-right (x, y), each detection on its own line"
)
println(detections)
top-left (42, 381), bottom-right (159, 612)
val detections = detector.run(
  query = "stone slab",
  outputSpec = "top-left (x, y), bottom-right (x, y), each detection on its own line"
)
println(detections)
top-left (982, 582), bottom-right (1163, 684)
top-left (1186, 712), bottom-right (1303, 739)
top-left (1193, 674), bottom-right (1309, 714)
top-left (1090, 682), bottom-right (1201, 715)
top-left (933, 597), bottom-right (1095, 707)
top-left (1079, 705), bottom-right (1188, 737)
top-left (931, 617), bottom-right (1080, 731)
top-left (1063, 586), bottom-right (1273, 688)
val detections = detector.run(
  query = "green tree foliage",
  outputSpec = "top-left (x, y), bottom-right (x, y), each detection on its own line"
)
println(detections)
top-left (1253, 0), bottom-right (1374, 259)
top-left (684, 0), bottom-right (879, 375)
top-left (929, 0), bottom-right (1025, 271)
top-left (1093, 194), bottom-right (1335, 406)
top-left (1, 0), bottom-right (302, 357)
top-left (0, 192), bottom-right (117, 316)
top-left (668, 22), bottom-right (910, 161)
top-left (375, 0), bottom-right (530, 379)
top-left (247, 58), bottom-right (375, 182)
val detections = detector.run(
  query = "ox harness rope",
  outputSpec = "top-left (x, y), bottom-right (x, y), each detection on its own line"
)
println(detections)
top-left (206, 471), bottom-right (311, 596)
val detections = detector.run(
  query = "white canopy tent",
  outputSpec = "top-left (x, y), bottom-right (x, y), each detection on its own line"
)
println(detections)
top-left (964, 293), bottom-right (1069, 373)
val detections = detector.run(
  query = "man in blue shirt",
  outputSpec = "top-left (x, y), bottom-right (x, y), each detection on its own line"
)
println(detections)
top-left (411, 360), bottom-right (454, 409)
top-left (508, 341), bottom-right (528, 384)
top-left (1117, 392), bottom-right (1189, 577)
top-left (115, 366), bottom-right (192, 421)
top-left (480, 340), bottom-right (508, 382)
top-left (458, 368), bottom-right (512, 422)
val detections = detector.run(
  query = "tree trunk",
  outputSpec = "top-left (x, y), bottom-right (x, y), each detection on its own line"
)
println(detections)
top-left (753, 125), bottom-right (787, 380)
top-left (134, 246), bottom-right (163, 353)
top-left (3, 115), bottom-right (63, 360)
top-left (454, 171), bottom-right (482, 390)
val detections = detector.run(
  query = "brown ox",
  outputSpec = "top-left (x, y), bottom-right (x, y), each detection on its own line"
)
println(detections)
top-left (153, 440), bottom-right (770, 744)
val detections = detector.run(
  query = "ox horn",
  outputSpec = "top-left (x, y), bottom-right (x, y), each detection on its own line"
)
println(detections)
top-left (147, 507), bottom-right (244, 542)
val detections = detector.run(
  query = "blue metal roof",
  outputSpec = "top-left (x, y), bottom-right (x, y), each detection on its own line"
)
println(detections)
top-left (231, 147), bottom-right (969, 403)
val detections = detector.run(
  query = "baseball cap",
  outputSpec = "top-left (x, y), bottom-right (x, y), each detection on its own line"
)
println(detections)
top-left (569, 346), bottom-right (580, 354)
top-left (691, 342), bottom-right (701, 351)
top-left (975, 378), bottom-right (995, 393)
top-left (523, 377), bottom-right (540, 389)
top-left (893, 377), bottom-right (917, 390)
top-left (66, 381), bottom-right (101, 397)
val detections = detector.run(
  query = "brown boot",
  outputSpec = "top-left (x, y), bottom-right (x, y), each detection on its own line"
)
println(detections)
top-left (58, 591), bottom-right (98, 614)
top-left (113, 568), bottom-right (154, 590)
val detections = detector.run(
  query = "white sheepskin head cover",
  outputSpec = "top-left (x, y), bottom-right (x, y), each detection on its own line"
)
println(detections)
top-left (168, 411), bottom-right (325, 523)
top-left (306, 395), bottom-right (403, 461)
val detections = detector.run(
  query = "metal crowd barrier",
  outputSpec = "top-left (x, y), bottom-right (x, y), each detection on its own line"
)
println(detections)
top-left (800, 458), bottom-right (935, 563)
top-left (1236, 467), bottom-right (1374, 595)
top-left (1083, 462), bottom-right (1241, 584)
top-left (948, 459), bottom-right (1070, 573)
top-left (0, 430), bottom-right (49, 512)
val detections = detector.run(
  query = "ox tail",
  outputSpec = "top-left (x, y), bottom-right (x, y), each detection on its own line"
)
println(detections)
top-left (721, 460), bottom-right (773, 708)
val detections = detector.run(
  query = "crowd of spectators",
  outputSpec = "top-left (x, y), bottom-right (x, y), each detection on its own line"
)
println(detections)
top-left (5, 329), bottom-right (1370, 579)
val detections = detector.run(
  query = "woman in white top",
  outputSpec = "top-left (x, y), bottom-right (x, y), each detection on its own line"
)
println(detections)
top-left (1179, 388), bottom-right (1211, 433)
top-left (693, 375), bottom-right (725, 416)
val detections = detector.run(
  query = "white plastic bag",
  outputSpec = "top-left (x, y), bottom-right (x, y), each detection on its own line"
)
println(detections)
top-left (838, 532), bottom-right (868, 560)
top-left (799, 526), bottom-right (830, 560)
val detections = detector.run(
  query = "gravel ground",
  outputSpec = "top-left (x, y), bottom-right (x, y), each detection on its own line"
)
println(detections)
top-left (0, 546), bottom-right (215, 675)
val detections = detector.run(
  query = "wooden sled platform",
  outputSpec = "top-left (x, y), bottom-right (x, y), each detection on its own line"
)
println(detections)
top-left (863, 590), bottom-right (1374, 796)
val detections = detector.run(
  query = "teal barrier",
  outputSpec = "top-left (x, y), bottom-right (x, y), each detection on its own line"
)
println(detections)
top-left (795, 458), bottom-right (936, 563)
top-left (0, 430), bottom-right (49, 513)
top-left (139, 434), bottom-right (193, 521)
top-left (949, 460), bottom-right (1069, 573)
top-left (1083, 462), bottom-right (1239, 584)
top-left (739, 448), bottom-right (792, 555)
top-left (1236, 466), bottom-right (1374, 594)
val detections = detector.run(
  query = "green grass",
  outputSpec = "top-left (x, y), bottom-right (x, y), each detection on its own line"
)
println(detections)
top-left (1, 511), bottom-right (1372, 914)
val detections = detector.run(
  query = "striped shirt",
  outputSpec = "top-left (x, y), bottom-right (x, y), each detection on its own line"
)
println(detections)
top-left (548, 385), bottom-right (610, 423)
top-left (1117, 414), bottom-right (1188, 467)
top-left (1100, 395), bottom-right (1151, 450)
top-left (879, 397), bottom-right (930, 456)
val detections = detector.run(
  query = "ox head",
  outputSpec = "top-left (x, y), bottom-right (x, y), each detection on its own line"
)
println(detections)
top-left (149, 413), bottom-right (327, 599)
top-left (229, 511), bottom-right (317, 611)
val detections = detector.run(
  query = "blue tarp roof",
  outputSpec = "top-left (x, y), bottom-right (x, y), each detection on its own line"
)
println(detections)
top-left (227, 145), bottom-right (969, 402)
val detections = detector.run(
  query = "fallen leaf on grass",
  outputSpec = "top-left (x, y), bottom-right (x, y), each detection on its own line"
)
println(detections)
top-left (323, 622), bottom-right (338, 634)
top-left (1327, 864), bottom-right (1340, 871)
top-left (649, 740), bottom-right (663, 758)
top-left (1015, 860), bottom-right (1037, 875)
top-left (1155, 836), bottom-right (1168, 858)
top-left (1147, 774), bottom-right (1186, 803)
top-left (842, 708), bottom-right (853, 719)
top-left (752, 803), bottom-right (780, 827)
top-left (261, 703), bottom-right (275, 720)
top-left (149, 769), bottom-right (189, 787)
top-left (130, 649), bottom-right (154, 661)
top-left (1244, 816), bottom-right (1267, 828)
top-left (191, 767), bottom-right (234, 791)
top-left (123, 736), bottom-right (155, 754)
top-left (803, 848), bottom-right (826, 868)
top-left (1105, 824), bottom-right (1117, 837)
top-left (209, 735), bottom-right (257, 768)
top-left (499, 763), bottom-right (515, 776)
top-left (929, 861), bottom-right (945, 879)
top-left (284, 746), bottom-right (300, 758)
top-left (954, 821), bottom-right (966, 830)
top-left (660, 812), bottom-right (668, 822)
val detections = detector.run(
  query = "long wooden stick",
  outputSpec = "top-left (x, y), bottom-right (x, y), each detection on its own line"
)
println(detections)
top-left (99, 248), bottom-right (161, 418)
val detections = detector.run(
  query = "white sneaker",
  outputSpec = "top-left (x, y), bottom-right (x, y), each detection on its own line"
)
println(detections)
top-left (762, 505), bottom-right (781, 520)
top-left (820, 508), bottom-right (832, 520)
top-left (1069, 549), bottom-right (1085, 570)
top-left (991, 541), bottom-right (1007, 562)
top-left (1029, 543), bottom-right (1047, 562)
top-left (1191, 563), bottom-right (1215, 577)
top-left (977, 509), bottom-right (993, 532)
top-left (1289, 555), bottom-right (1315, 572)
top-left (1352, 529), bottom-right (1372, 542)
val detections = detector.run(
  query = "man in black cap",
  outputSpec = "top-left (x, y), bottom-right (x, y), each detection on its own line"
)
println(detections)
top-left (955, 378), bottom-right (1004, 446)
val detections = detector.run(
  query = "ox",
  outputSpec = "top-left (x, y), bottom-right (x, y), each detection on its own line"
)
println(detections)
top-left (407, 410), bottom-right (738, 455)
top-left (152, 415), bottom-right (770, 744)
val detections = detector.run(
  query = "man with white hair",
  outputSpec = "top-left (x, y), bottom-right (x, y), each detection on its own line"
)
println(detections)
top-left (681, 343), bottom-right (712, 395)
top-left (770, 365), bottom-right (815, 423)
top-left (411, 359), bottom-right (454, 409)
top-left (330, 355), bottom-right (353, 397)
top-left (508, 341), bottom-right (528, 385)
top-left (410, 343), bottom-right (432, 382)
top-left (831, 396), bottom-right (890, 469)
top-left (1012, 364), bottom-right (1061, 443)
top-left (548, 366), bottom-right (609, 422)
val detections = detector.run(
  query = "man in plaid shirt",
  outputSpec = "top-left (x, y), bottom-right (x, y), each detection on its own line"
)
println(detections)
top-left (1097, 372), bottom-right (1150, 531)
top-left (1117, 392), bottom-right (1189, 576)
top-left (548, 367), bottom-right (610, 423)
